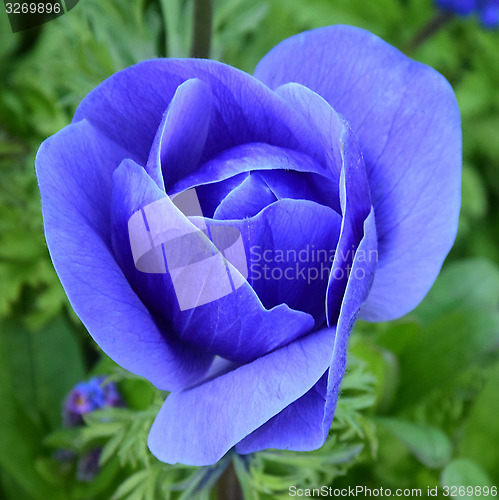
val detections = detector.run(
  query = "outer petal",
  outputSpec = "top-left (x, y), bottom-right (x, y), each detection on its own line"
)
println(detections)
top-left (236, 88), bottom-right (377, 454)
top-left (147, 326), bottom-right (336, 465)
top-left (235, 373), bottom-right (328, 453)
top-left (35, 120), bottom-right (213, 391)
top-left (323, 208), bottom-right (377, 426)
top-left (111, 160), bottom-right (315, 364)
top-left (73, 58), bottom-right (327, 173)
top-left (255, 25), bottom-right (461, 321)
top-left (326, 120), bottom-right (373, 326)
top-left (236, 209), bottom-right (377, 453)
top-left (274, 83), bottom-right (373, 326)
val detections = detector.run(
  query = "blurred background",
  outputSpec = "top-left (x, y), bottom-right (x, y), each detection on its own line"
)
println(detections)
top-left (1, 0), bottom-right (498, 498)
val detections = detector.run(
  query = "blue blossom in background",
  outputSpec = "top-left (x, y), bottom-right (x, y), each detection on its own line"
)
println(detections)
top-left (436, 0), bottom-right (499, 27)
top-left (63, 376), bottom-right (123, 427)
top-left (36, 25), bottom-right (461, 466)
top-left (480, 0), bottom-right (499, 26)
top-left (58, 376), bottom-right (124, 481)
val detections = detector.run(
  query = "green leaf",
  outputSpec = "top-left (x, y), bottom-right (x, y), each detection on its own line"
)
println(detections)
top-left (0, 471), bottom-right (37, 500)
top-left (112, 469), bottom-right (151, 500)
top-left (119, 377), bottom-right (156, 410)
top-left (1, 316), bottom-right (86, 427)
top-left (456, 70), bottom-right (495, 118)
top-left (99, 429), bottom-right (126, 466)
top-left (414, 258), bottom-right (499, 322)
top-left (458, 363), bottom-right (499, 482)
top-left (377, 418), bottom-right (452, 469)
top-left (349, 337), bottom-right (399, 412)
top-left (441, 459), bottom-right (493, 494)
top-left (233, 454), bottom-right (260, 500)
top-left (72, 457), bottom-right (123, 500)
top-left (395, 310), bottom-right (499, 408)
top-left (43, 427), bottom-right (84, 451)
top-left (460, 164), bottom-right (488, 221)
top-left (0, 320), bottom-right (67, 499)
top-left (380, 259), bottom-right (499, 409)
top-left (374, 320), bottom-right (421, 356)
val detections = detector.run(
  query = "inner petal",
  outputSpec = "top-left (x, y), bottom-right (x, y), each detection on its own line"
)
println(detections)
top-left (213, 173), bottom-right (278, 220)
top-left (171, 142), bottom-right (340, 216)
top-left (146, 78), bottom-right (212, 191)
top-left (256, 170), bottom-right (340, 213)
top-left (205, 199), bottom-right (342, 325)
top-left (171, 142), bottom-right (332, 194)
top-left (111, 159), bottom-right (315, 364)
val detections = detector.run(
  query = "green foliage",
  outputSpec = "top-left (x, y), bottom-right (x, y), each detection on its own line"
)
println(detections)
top-left (346, 258), bottom-right (499, 491)
top-left (0, 317), bottom-right (85, 499)
top-left (458, 362), bottom-right (499, 482)
top-left (230, 356), bottom-right (377, 499)
top-left (441, 459), bottom-right (494, 493)
top-left (376, 418), bottom-right (452, 469)
top-left (0, 145), bottom-right (70, 327)
top-left (39, 351), bottom-right (376, 500)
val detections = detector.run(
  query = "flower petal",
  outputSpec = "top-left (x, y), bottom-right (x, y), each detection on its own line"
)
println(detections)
top-left (255, 25), bottom-right (461, 321)
top-left (171, 142), bottom-right (332, 195)
top-left (207, 199), bottom-right (342, 323)
top-left (73, 58), bottom-right (327, 170)
top-left (235, 373), bottom-right (329, 453)
top-left (147, 326), bottom-right (336, 465)
top-left (196, 174), bottom-right (248, 218)
top-left (256, 170), bottom-right (338, 210)
top-left (146, 78), bottom-right (213, 190)
top-left (233, 92), bottom-right (377, 450)
top-left (111, 160), bottom-right (315, 363)
top-left (274, 83), bottom-right (373, 326)
top-left (236, 208), bottom-right (377, 453)
top-left (35, 120), bottom-right (213, 391)
top-left (326, 119), bottom-right (374, 326)
top-left (213, 173), bottom-right (277, 220)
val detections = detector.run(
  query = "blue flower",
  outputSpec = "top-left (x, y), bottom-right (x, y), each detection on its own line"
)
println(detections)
top-left (436, 0), bottom-right (499, 27)
top-left (480, 0), bottom-right (499, 27)
top-left (36, 26), bottom-right (461, 465)
top-left (63, 376), bottom-right (122, 427)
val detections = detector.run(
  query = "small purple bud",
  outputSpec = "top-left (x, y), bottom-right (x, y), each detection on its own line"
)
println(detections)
top-left (76, 448), bottom-right (102, 482)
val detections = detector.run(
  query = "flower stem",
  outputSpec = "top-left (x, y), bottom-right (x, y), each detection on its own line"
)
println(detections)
top-left (216, 460), bottom-right (244, 500)
top-left (406, 11), bottom-right (453, 52)
top-left (190, 0), bottom-right (213, 58)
